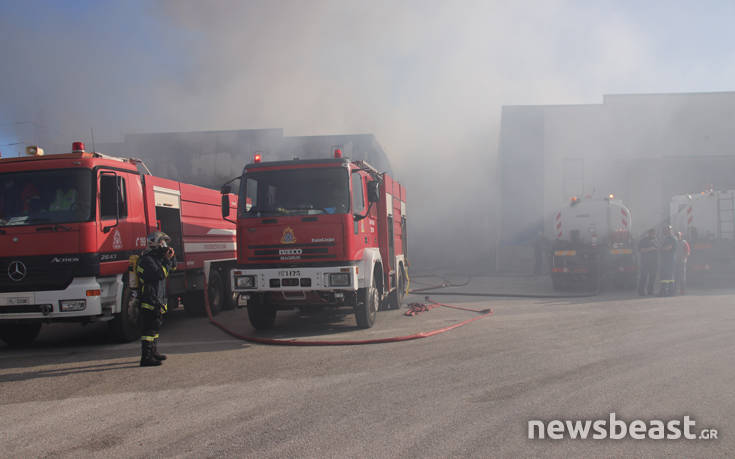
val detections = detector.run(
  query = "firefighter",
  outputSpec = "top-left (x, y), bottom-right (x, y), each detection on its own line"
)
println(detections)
top-left (50, 184), bottom-right (78, 211)
top-left (658, 225), bottom-right (677, 296)
top-left (638, 228), bottom-right (658, 296)
top-left (137, 231), bottom-right (176, 367)
top-left (675, 231), bottom-right (690, 295)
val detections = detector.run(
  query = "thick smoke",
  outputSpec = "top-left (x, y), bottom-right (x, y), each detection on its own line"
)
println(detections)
top-left (1, 0), bottom-right (686, 271)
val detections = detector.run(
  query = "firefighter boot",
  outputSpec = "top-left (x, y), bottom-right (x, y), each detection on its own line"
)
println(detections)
top-left (140, 341), bottom-right (162, 367)
top-left (153, 339), bottom-right (167, 361)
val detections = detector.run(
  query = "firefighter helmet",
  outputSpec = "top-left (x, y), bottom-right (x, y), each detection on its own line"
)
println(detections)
top-left (146, 231), bottom-right (171, 250)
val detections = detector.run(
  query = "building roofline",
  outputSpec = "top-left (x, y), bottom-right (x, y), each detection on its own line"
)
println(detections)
top-left (604, 90), bottom-right (735, 99)
top-left (124, 128), bottom-right (283, 137)
top-left (501, 102), bottom-right (602, 110)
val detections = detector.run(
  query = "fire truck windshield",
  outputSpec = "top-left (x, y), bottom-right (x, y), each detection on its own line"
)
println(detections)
top-left (239, 167), bottom-right (349, 218)
top-left (0, 169), bottom-right (94, 227)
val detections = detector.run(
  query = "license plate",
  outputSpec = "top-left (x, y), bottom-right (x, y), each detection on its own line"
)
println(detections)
top-left (4, 296), bottom-right (31, 306)
top-left (278, 270), bottom-right (301, 277)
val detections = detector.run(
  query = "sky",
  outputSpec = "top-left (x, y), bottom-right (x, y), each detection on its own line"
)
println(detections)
top-left (1, 0), bottom-right (734, 267)
top-left (2, 0), bottom-right (734, 151)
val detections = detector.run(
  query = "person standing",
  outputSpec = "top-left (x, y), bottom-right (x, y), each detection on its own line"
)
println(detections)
top-left (675, 231), bottom-right (690, 295)
top-left (658, 225), bottom-right (677, 296)
top-left (137, 231), bottom-right (176, 367)
top-left (638, 229), bottom-right (658, 296)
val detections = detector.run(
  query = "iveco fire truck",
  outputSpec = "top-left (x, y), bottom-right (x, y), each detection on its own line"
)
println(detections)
top-left (0, 142), bottom-right (238, 346)
top-left (222, 149), bottom-right (408, 329)
top-left (548, 195), bottom-right (636, 291)
top-left (670, 187), bottom-right (735, 281)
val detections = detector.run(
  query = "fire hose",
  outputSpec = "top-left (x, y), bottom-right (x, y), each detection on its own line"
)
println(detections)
top-left (408, 274), bottom-right (600, 298)
top-left (203, 278), bottom-right (493, 346)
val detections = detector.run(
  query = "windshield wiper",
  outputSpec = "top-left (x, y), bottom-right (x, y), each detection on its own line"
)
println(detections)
top-left (35, 224), bottom-right (72, 232)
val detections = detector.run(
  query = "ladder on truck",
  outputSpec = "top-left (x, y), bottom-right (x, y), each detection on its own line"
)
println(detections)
top-left (717, 192), bottom-right (735, 239)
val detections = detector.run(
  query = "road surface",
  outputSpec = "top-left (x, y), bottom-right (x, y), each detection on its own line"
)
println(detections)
top-left (1, 277), bottom-right (733, 457)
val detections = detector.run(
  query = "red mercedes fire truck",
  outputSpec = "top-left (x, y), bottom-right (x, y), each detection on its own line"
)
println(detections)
top-left (0, 142), bottom-right (238, 346)
top-left (222, 150), bottom-right (408, 329)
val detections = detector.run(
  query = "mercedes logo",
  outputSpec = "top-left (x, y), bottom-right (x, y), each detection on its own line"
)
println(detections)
top-left (8, 261), bottom-right (27, 282)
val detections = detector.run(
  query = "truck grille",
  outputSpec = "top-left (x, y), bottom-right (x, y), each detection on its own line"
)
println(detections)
top-left (0, 304), bottom-right (52, 314)
top-left (248, 242), bottom-right (336, 262)
top-left (0, 254), bottom-right (97, 293)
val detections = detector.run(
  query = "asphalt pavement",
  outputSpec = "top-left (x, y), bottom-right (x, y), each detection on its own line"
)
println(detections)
top-left (1, 276), bottom-right (734, 457)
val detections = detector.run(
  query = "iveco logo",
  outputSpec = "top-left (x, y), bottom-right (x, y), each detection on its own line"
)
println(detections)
top-left (8, 261), bottom-right (27, 282)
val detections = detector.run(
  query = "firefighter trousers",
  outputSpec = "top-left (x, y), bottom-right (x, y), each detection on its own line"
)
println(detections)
top-left (140, 305), bottom-right (163, 343)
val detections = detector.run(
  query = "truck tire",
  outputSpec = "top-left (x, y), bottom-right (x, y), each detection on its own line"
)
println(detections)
top-left (398, 266), bottom-right (407, 303)
top-left (224, 292), bottom-right (238, 310)
top-left (110, 283), bottom-right (141, 343)
top-left (355, 276), bottom-right (378, 329)
top-left (207, 270), bottom-right (225, 316)
top-left (247, 295), bottom-right (276, 330)
top-left (222, 275), bottom-right (237, 311)
top-left (385, 266), bottom-right (407, 310)
top-left (0, 321), bottom-right (42, 347)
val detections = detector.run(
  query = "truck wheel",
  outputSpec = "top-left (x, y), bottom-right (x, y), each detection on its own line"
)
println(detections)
top-left (247, 295), bottom-right (276, 330)
top-left (355, 277), bottom-right (378, 329)
top-left (0, 321), bottom-right (42, 347)
top-left (222, 275), bottom-right (237, 311)
top-left (110, 284), bottom-right (141, 342)
top-left (398, 266), bottom-right (408, 302)
top-left (386, 267), bottom-right (407, 310)
top-left (221, 292), bottom-right (237, 311)
top-left (207, 270), bottom-right (225, 316)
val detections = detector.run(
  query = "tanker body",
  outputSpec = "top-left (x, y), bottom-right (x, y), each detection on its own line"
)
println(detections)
top-left (548, 196), bottom-right (636, 291)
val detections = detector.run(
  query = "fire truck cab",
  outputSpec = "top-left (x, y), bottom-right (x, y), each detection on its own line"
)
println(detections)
top-left (0, 143), bottom-right (238, 346)
top-left (222, 150), bottom-right (408, 329)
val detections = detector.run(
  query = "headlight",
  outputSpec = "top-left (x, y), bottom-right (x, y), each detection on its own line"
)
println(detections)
top-left (59, 299), bottom-right (86, 312)
top-left (328, 273), bottom-right (351, 287)
top-left (235, 275), bottom-right (256, 288)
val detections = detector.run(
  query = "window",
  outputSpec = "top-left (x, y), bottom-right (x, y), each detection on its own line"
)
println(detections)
top-left (100, 174), bottom-right (128, 219)
top-left (352, 173), bottom-right (365, 214)
top-left (239, 167), bottom-right (349, 217)
top-left (0, 169), bottom-right (93, 227)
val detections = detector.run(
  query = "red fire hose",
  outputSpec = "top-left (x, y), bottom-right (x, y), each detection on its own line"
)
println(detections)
top-left (203, 278), bottom-right (493, 346)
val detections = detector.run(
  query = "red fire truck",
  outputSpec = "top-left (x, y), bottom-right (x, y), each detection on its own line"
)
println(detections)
top-left (221, 150), bottom-right (408, 329)
top-left (0, 142), bottom-right (238, 346)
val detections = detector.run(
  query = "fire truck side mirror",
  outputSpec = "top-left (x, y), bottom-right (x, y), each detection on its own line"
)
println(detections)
top-left (367, 181), bottom-right (380, 203)
top-left (221, 194), bottom-right (230, 218)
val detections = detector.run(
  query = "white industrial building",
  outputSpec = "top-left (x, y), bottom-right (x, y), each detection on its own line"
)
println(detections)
top-left (497, 91), bottom-right (735, 272)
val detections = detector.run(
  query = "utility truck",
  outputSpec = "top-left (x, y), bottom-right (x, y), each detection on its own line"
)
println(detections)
top-left (548, 195), bottom-right (636, 291)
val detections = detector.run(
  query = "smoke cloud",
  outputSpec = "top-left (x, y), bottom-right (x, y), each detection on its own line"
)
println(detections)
top-left (2, 0), bottom-right (720, 270)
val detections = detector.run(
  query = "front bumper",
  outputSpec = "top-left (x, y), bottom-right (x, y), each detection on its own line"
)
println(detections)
top-left (232, 265), bottom-right (359, 293)
top-left (0, 276), bottom-right (118, 320)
